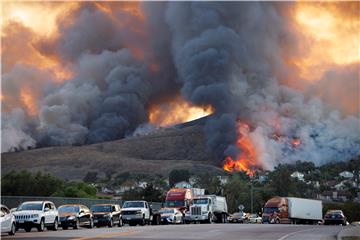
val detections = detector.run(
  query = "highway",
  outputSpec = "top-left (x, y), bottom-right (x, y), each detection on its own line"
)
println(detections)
top-left (1, 224), bottom-right (349, 240)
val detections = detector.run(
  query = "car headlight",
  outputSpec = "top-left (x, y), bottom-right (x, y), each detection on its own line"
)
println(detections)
top-left (136, 210), bottom-right (142, 215)
top-left (31, 214), bottom-right (39, 218)
top-left (67, 216), bottom-right (75, 220)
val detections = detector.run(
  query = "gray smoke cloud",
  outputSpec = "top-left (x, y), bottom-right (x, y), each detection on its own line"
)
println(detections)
top-left (165, 2), bottom-right (360, 169)
top-left (2, 2), bottom-right (359, 170)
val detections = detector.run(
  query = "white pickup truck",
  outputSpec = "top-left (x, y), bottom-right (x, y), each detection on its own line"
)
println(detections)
top-left (121, 201), bottom-right (161, 226)
top-left (121, 201), bottom-right (151, 226)
top-left (13, 201), bottom-right (59, 232)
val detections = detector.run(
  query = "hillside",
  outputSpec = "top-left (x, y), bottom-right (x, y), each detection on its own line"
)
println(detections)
top-left (1, 125), bottom-right (223, 181)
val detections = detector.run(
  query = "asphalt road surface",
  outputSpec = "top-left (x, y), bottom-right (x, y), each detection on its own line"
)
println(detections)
top-left (1, 224), bottom-right (348, 240)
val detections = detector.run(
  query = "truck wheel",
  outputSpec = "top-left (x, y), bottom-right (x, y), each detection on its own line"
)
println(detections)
top-left (207, 213), bottom-right (213, 224)
top-left (140, 216), bottom-right (145, 226)
top-left (221, 214), bottom-right (225, 223)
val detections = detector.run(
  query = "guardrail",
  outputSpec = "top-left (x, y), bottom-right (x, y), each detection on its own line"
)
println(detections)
top-left (1, 196), bottom-right (162, 210)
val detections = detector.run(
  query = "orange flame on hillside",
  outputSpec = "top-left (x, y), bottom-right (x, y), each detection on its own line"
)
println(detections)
top-left (223, 123), bottom-right (258, 176)
top-left (149, 96), bottom-right (214, 127)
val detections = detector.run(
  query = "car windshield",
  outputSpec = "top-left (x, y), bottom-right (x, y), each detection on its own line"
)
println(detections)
top-left (165, 200), bottom-right (184, 208)
top-left (122, 202), bottom-right (144, 208)
top-left (194, 199), bottom-right (208, 204)
top-left (91, 205), bottom-right (112, 212)
top-left (58, 206), bottom-right (79, 213)
top-left (160, 209), bottom-right (175, 214)
top-left (17, 203), bottom-right (43, 211)
top-left (264, 207), bottom-right (279, 213)
top-left (233, 213), bottom-right (244, 217)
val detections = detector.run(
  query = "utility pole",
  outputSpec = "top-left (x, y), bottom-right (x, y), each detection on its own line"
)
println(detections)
top-left (250, 181), bottom-right (253, 214)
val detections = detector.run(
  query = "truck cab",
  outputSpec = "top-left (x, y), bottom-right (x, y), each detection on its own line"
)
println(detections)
top-left (165, 188), bottom-right (193, 213)
top-left (185, 195), bottom-right (228, 223)
top-left (262, 197), bottom-right (288, 224)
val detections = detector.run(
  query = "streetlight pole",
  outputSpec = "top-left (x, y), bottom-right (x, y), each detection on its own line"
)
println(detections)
top-left (250, 180), bottom-right (253, 214)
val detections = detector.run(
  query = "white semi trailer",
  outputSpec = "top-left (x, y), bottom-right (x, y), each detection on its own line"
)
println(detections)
top-left (262, 196), bottom-right (322, 224)
top-left (185, 195), bottom-right (228, 223)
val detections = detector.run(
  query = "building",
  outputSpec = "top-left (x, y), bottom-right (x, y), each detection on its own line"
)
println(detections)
top-left (174, 181), bottom-right (192, 189)
top-left (339, 171), bottom-right (354, 179)
top-left (217, 176), bottom-right (229, 185)
top-left (290, 171), bottom-right (305, 182)
top-left (318, 190), bottom-right (352, 202)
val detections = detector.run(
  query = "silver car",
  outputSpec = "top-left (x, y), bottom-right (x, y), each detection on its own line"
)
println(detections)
top-left (0, 205), bottom-right (16, 235)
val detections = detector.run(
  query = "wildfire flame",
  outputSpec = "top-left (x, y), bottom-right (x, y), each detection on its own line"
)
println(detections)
top-left (149, 96), bottom-right (214, 127)
top-left (223, 123), bottom-right (258, 176)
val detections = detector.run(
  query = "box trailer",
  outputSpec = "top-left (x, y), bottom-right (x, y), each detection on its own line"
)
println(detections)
top-left (262, 196), bottom-right (322, 224)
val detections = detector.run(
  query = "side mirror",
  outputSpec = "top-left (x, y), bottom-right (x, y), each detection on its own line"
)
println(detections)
top-left (44, 207), bottom-right (50, 212)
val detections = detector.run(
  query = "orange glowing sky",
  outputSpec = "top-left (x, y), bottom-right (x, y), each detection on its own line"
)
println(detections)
top-left (291, 2), bottom-right (360, 81)
top-left (149, 96), bottom-right (214, 127)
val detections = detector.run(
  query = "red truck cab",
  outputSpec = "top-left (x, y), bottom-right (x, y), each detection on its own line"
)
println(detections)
top-left (165, 188), bottom-right (193, 212)
top-left (262, 196), bottom-right (289, 224)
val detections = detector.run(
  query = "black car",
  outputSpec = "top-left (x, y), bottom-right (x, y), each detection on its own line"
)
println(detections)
top-left (58, 205), bottom-right (94, 230)
top-left (91, 204), bottom-right (122, 227)
top-left (324, 210), bottom-right (347, 226)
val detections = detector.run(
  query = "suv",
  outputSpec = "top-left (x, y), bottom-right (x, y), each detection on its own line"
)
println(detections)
top-left (13, 201), bottom-right (59, 232)
top-left (121, 201), bottom-right (151, 226)
top-left (90, 204), bottom-right (122, 227)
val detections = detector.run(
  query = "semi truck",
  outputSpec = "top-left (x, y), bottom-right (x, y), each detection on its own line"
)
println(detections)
top-left (164, 188), bottom-right (204, 213)
top-left (262, 196), bottom-right (322, 224)
top-left (184, 195), bottom-right (228, 223)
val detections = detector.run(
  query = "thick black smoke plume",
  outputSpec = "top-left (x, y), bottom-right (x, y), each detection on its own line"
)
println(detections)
top-left (2, 2), bottom-right (359, 170)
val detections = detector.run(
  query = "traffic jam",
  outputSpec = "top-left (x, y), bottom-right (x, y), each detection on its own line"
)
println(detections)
top-left (0, 187), bottom-right (348, 236)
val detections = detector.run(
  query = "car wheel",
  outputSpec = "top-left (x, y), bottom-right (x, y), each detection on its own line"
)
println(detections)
top-left (62, 226), bottom-right (68, 230)
top-left (74, 218), bottom-right (80, 229)
top-left (25, 226), bottom-right (32, 232)
top-left (118, 218), bottom-right (123, 227)
top-left (52, 218), bottom-right (58, 231)
top-left (129, 222), bottom-right (136, 226)
top-left (276, 219), bottom-right (280, 224)
top-left (37, 218), bottom-right (45, 232)
top-left (9, 222), bottom-right (16, 235)
top-left (108, 218), bottom-right (113, 228)
top-left (89, 218), bottom-right (94, 228)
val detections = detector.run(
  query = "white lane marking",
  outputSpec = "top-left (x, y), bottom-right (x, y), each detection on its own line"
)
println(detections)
top-left (277, 227), bottom-right (320, 240)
